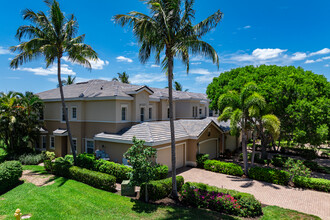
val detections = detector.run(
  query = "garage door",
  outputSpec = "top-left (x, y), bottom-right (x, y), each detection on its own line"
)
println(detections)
top-left (199, 139), bottom-right (217, 159)
top-left (157, 144), bottom-right (184, 171)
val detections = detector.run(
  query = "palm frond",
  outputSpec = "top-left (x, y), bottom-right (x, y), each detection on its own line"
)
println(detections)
top-left (194, 9), bottom-right (223, 37)
top-left (262, 114), bottom-right (281, 140)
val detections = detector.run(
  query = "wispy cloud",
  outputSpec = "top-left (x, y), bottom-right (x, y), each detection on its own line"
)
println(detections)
top-left (127, 41), bottom-right (138, 46)
top-left (0, 46), bottom-right (10, 55)
top-left (191, 62), bottom-right (201, 65)
top-left (309, 48), bottom-right (330, 56)
top-left (304, 56), bottom-right (330, 64)
top-left (62, 57), bottom-right (109, 70)
top-left (190, 68), bottom-right (214, 75)
top-left (151, 64), bottom-right (160, 68)
top-left (116, 56), bottom-right (133, 63)
top-left (229, 48), bottom-right (287, 64)
top-left (291, 52), bottom-right (307, 61)
top-left (6, 76), bottom-right (21, 80)
top-left (243, 25), bottom-right (251, 29)
top-left (17, 64), bottom-right (76, 76)
top-left (130, 73), bottom-right (166, 84)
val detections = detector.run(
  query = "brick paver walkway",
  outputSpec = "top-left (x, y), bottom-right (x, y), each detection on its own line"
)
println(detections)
top-left (178, 168), bottom-right (330, 220)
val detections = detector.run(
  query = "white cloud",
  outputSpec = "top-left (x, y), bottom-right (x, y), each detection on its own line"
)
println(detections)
top-left (304, 55), bottom-right (330, 64)
top-left (62, 57), bottom-right (109, 70)
top-left (252, 48), bottom-right (287, 60)
top-left (243, 25), bottom-right (251, 29)
top-left (151, 64), bottom-right (160, 68)
top-left (309, 48), bottom-right (330, 56)
top-left (127, 41), bottom-right (138, 46)
top-left (116, 56), bottom-right (133, 63)
top-left (0, 46), bottom-right (10, 55)
top-left (191, 62), bottom-right (201, 65)
top-left (17, 64), bottom-right (76, 76)
top-left (130, 73), bottom-right (166, 84)
top-left (325, 64), bottom-right (329, 67)
top-left (322, 56), bottom-right (330, 60)
top-left (291, 52), bottom-right (307, 61)
top-left (189, 68), bottom-right (213, 75)
top-left (305, 60), bottom-right (315, 64)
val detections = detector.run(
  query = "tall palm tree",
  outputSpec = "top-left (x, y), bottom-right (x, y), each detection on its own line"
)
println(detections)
top-left (218, 82), bottom-right (280, 174)
top-left (57, 75), bottom-right (76, 87)
top-left (118, 72), bottom-right (130, 83)
top-left (10, 0), bottom-right (98, 164)
top-left (174, 81), bottom-right (188, 92)
top-left (115, 0), bottom-right (222, 198)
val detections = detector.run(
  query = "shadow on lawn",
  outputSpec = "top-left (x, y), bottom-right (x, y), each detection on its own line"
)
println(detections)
top-left (130, 199), bottom-right (158, 213)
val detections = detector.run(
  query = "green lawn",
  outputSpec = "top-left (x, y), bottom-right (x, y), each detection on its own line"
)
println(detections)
top-left (0, 166), bottom-right (321, 220)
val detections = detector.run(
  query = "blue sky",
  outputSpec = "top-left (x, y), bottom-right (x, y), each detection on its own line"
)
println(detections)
top-left (0, 0), bottom-right (330, 94)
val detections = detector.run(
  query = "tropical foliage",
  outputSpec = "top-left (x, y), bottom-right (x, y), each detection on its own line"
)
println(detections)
top-left (57, 75), bottom-right (76, 87)
top-left (218, 82), bottom-right (280, 173)
top-left (0, 91), bottom-right (43, 154)
top-left (114, 0), bottom-right (222, 198)
top-left (112, 72), bottom-right (130, 83)
top-left (207, 65), bottom-right (330, 147)
top-left (10, 0), bottom-right (98, 164)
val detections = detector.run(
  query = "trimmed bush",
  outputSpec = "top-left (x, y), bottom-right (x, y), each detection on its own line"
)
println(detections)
top-left (196, 154), bottom-right (209, 168)
top-left (204, 160), bottom-right (244, 176)
top-left (69, 166), bottom-right (116, 192)
top-left (271, 154), bottom-right (288, 167)
top-left (248, 167), bottom-right (290, 185)
top-left (140, 176), bottom-right (184, 201)
top-left (153, 165), bottom-right (169, 180)
top-left (76, 153), bottom-right (95, 170)
top-left (0, 148), bottom-right (7, 163)
top-left (293, 176), bottom-right (330, 192)
top-left (42, 151), bottom-right (55, 161)
top-left (0, 161), bottom-right (23, 194)
top-left (44, 160), bottom-right (53, 171)
top-left (180, 182), bottom-right (262, 217)
top-left (18, 153), bottom-right (44, 165)
top-left (53, 157), bottom-right (72, 177)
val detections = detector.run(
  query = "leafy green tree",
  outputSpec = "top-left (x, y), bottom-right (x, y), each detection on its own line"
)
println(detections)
top-left (284, 158), bottom-right (311, 181)
top-left (57, 75), bottom-right (76, 88)
top-left (207, 65), bottom-right (330, 147)
top-left (124, 137), bottom-right (157, 202)
top-left (10, 0), bottom-right (98, 164)
top-left (114, 0), bottom-right (222, 198)
top-left (0, 91), bottom-right (44, 153)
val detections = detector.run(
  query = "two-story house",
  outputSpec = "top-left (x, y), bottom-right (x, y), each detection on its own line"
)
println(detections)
top-left (37, 79), bottom-right (238, 169)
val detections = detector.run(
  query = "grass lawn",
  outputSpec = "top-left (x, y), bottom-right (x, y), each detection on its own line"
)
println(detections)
top-left (0, 166), bottom-right (322, 220)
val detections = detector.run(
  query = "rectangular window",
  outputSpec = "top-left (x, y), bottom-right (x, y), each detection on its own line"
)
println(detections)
top-left (149, 107), bottom-right (152, 120)
top-left (62, 107), bottom-right (68, 122)
top-left (192, 107), bottom-right (195, 117)
top-left (50, 136), bottom-right (55, 149)
top-left (140, 108), bottom-right (145, 122)
top-left (41, 136), bottom-right (46, 149)
top-left (86, 140), bottom-right (94, 154)
top-left (199, 108), bottom-right (202, 115)
top-left (72, 107), bottom-right (77, 120)
top-left (71, 138), bottom-right (77, 153)
top-left (121, 107), bottom-right (126, 121)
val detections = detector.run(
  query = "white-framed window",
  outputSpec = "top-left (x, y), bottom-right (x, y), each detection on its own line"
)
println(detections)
top-left (122, 107), bottom-right (127, 121)
top-left (199, 108), bottom-right (202, 116)
top-left (85, 139), bottom-right (94, 154)
top-left (71, 138), bottom-right (77, 153)
top-left (192, 106), bottom-right (198, 117)
top-left (41, 135), bottom-right (46, 149)
top-left (140, 107), bottom-right (145, 122)
top-left (149, 107), bottom-right (152, 120)
top-left (61, 107), bottom-right (68, 122)
top-left (71, 107), bottom-right (77, 120)
top-left (50, 136), bottom-right (55, 149)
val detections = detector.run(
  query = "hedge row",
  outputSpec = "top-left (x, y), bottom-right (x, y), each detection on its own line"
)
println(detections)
top-left (0, 161), bottom-right (23, 194)
top-left (248, 167), bottom-right (290, 186)
top-left (53, 159), bottom-right (116, 192)
top-left (293, 176), bottom-right (330, 192)
top-left (0, 148), bottom-right (7, 163)
top-left (77, 153), bottom-right (168, 183)
top-left (204, 160), bottom-right (244, 176)
top-left (140, 176), bottom-right (184, 201)
top-left (180, 182), bottom-right (262, 217)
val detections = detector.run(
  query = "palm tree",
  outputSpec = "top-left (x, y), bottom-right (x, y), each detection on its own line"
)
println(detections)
top-left (57, 75), bottom-right (76, 87)
top-left (10, 0), bottom-right (98, 164)
top-left (114, 72), bottom-right (130, 83)
top-left (115, 0), bottom-right (222, 198)
top-left (174, 81), bottom-right (188, 92)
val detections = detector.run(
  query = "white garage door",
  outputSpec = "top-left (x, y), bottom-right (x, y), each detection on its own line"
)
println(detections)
top-left (157, 144), bottom-right (184, 171)
top-left (199, 139), bottom-right (217, 159)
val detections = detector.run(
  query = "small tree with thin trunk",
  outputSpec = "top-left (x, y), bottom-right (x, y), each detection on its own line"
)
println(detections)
top-left (124, 137), bottom-right (157, 202)
top-left (10, 0), bottom-right (98, 164)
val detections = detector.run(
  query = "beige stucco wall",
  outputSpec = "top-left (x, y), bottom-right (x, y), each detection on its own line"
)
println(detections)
top-left (132, 91), bottom-right (150, 122)
top-left (95, 141), bottom-right (132, 163)
top-left (84, 100), bottom-right (117, 121)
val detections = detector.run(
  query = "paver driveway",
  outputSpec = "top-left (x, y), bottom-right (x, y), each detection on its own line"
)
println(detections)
top-left (178, 167), bottom-right (330, 220)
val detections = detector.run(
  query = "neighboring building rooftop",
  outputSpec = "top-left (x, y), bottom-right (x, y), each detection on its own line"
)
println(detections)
top-left (37, 79), bottom-right (208, 101)
top-left (94, 117), bottom-right (230, 146)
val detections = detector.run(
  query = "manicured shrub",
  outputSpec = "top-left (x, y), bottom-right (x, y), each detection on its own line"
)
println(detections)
top-left (271, 154), bottom-right (288, 167)
top-left (69, 166), bottom-right (116, 192)
top-left (44, 160), bottom-right (53, 171)
top-left (204, 160), bottom-right (244, 176)
top-left (293, 176), bottom-right (330, 192)
top-left (248, 167), bottom-right (290, 185)
top-left (0, 161), bottom-right (23, 194)
top-left (53, 157), bottom-right (72, 177)
top-left (42, 151), bottom-right (55, 161)
top-left (140, 176), bottom-right (184, 201)
top-left (302, 160), bottom-right (319, 171)
top-left (97, 160), bottom-right (132, 183)
top-left (0, 148), bottom-right (7, 163)
top-left (196, 154), bottom-right (209, 168)
top-left (180, 182), bottom-right (262, 217)
top-left (300, 149), bottom-right (317, 160)
top-left (153, 165), bottom-right (168, 180)
top-left (18, 153), bottom-right (44, 165)
top-left (76, 153), bottom-right (95, 170)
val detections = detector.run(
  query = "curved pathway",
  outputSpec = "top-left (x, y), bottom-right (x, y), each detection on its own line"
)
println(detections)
top-left (177, 168), bottom-right (330, 220)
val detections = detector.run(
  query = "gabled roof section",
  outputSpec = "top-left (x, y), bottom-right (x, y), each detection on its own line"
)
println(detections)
top-left (94, 117), bottom-right (230, 146)
top-left (37, 79), bottom-right (208, 102)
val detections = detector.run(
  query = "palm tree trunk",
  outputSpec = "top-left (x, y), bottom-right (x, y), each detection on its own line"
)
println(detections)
top-left (242, 130), bottom-right (248, 175)
top-left (251, 130), bottom-right (256, 167)
top-left (167, 54), bottom-right (178, 199)
top-left (57, 57), bottom-right (77, 164)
